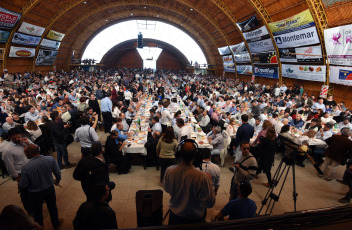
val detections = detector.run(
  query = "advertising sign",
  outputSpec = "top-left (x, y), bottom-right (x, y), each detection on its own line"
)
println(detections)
top-left (274, 26), bottom-right (320, 48)
top-left (251, 51), bottom-right (278, 64)
top-left (233, 53), bottom-right (251, 63)
top-left (0, 30), bottom-right (10, 43)
top-left (18, 22), bottom-right (45, 36)
top-left (248, 38), bottom-right (275, 53)
top-left (12, 32), bottom-right (41, 46)
top-left (329, 65), bottom-right (352, 86)
top-left (236, 65), bottom-right (252, 75)
top-left (282, 64), bottom-right (326, 82)
top-left (0, 48), bottom-right (4, 60)
top-left (222, 55), bottom-right (236, 73)
top-left (319, 85), bottom-right (329, 98)
top-left (253, 66), bottom-right (279, 79)
top-left (0, 7), bottom-right (21, 29)
top-left (237, 15), bottom-right (260, 32)
top-left (268, 9), bottom-right (315, 35)
top-left (40, 38), bottom-right (61, 50)
top-left (35, 49), bottom-right (58, 65)
top-left (243, 25), bottom-right (270, 42)
top-left (230, 42), bottom-right (248, 54)
top-left (46, 30), bottom-right (65, 41)
top-left (9, 46), bottom-right (35, 58)
top-left (324, 24), bottom-right (352, 66)
top-left (218, 46), bottom-right (231, 56)
top-left (279, 45), bottom-right (323, 62)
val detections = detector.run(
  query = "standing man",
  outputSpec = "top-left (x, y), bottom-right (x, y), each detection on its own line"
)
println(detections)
top-left (232, 114), bottom-right (254, 164)
top-left (19, 144), bottom-right (63, 229)
top-left (201, 148), bottom-right (220, 195)
top-left (163, 141), bottom-right (215, 225)
top-left (74, 116), bottom-right (99, 157)
top-left (176, 118), bottom-right (192, 143)
top-left (101, 93), bottom-right (113, 133)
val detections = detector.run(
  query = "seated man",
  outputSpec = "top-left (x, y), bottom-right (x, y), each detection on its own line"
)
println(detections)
top-left (115, 123), bottom-right (128, 143)
top-left (290, 113), bottom-right (304, 129)
top-left (2, 117), bottom-right (17, 132)
top-left (207, 126), bottom-right (225, 156)
top-left (144, 131), bottom-right (161, 165)
top-left (312, 123), bottom-right (333, 165)
top-left (215, 181), bottom-right (256, 221)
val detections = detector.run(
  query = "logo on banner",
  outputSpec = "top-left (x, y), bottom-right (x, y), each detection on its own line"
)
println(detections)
top-left (255, 67), bottom-right (275, 74)
top-left (339, 70), bottom-right (352, 80)
top-left (275, 37), bottom-right (282, 44)
top-left (332, 33), bottom-right (341, 45)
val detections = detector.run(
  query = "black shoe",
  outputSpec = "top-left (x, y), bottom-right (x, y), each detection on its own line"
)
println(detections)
top-left (229, 167), bottom-right (235, 173)
top-left (65, 163), bottom-right (76, 169)
top-left (338, 197), bottom-right (351, 203)
top-left (336, 179), bottom-right (348, 185)
top-left (297, 162), bottom-right (305, 167)
top-left (59, 165), bottom-right (65, 170)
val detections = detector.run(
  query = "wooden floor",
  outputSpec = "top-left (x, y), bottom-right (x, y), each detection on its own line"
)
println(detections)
top-left (0, 131), bottom-right (349, 229)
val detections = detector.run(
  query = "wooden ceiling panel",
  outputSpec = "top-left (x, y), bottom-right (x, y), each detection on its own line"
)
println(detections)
top-left (326, 1), bottom-right (352, 27)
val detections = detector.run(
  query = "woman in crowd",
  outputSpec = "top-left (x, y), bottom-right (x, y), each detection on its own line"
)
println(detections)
top-left (226, 118), bottom-right (237, 152)
top-left (26, 121), bottom-right (42, 142)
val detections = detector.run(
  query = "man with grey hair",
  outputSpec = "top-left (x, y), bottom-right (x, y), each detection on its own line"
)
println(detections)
top-left (207, 126), bottom-right (225, 156)
top-left (320, 127), bottom-right (352, 181)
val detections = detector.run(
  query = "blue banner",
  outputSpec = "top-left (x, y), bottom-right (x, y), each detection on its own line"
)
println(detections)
top-left (339, 69), bottom-right (352, 80)
top-left (254, 66), bottom-right (279, 79)
top-left (12, 32), bottom-right (41, 46)
top-left (0, 30), bottom-right (10, 43)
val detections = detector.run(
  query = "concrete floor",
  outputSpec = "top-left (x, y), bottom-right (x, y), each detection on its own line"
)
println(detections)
top-left (0, 131), bottom-right (349, 229)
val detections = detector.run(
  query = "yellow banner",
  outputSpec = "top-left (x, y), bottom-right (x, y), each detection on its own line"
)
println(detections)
top-left (46, 30), bottom-right (65, 41)
top-left (268, 9), bottom-right (314, 34)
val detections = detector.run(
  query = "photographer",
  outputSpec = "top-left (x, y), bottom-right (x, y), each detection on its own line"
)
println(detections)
top-left (74, 116), bottom-right (99, 158)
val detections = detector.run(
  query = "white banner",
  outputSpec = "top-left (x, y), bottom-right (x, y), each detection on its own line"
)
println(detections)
top-left (233, 53), bottom-right (251, 63)
top-left (329, 65), bottom-right (352, 86)
top-left (35, 49), bottom-right (58, 65)
top-left (230, 42), bottom-right (248, 54)
top-left (282, 64), bottom-right (326, 82)
top-left (218, 46), bottom-right (231, 56)
top-left (9, 46), bottom-right (35, 58)
top-left (236, 65), bottom-right (252, 75)
top-left (40, 38), bottom-right (61, 50)
top-left (324, 24), bottom-right (352, 66)
top-left (18, 22), bottom-right (45, 36)
top-left (274, 26), bottom-right (320, 48)
top-left (279, 45), bottom-right (323, 62)
top-left (222, 55), bottom-right (235, 72)
top-left (247, 38), bottom-right (275, 53)
top-left (243, 25), bottom-right (269, 41)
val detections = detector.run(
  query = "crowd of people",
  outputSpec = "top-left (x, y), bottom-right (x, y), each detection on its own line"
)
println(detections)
top-left (0, 67), bottom-right (352, 229)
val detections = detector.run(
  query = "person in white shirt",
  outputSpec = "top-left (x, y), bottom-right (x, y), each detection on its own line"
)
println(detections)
top-left (150, 116), bottom-right (162, 134)
top-left (320, 112), bottom-right (336, 124)
top-left (198, 110), bottom-right (210, 129)
top-left (112, 101), bottom-right (121, 119)
top-left (161, 101), bottom-right (173, 132)
top-left (338, 117), bottom-right (352, 130)
top-left (311, 98), bottom-right (326, 113)
top-left (125, 107), bottom-right (135, 121)
top-left (253, 118), bottom-right (263, 133)
top-left (124, 89), bottom-right (132, 106)
top-left (275, 118), bottom-right (289, 134)
top-left (313, 123), bottom-right (334, 165)
top-left (176, 118), bottom-right (192, 143)
top-left (119, 113), bottom-right (129, 132)
top-left (226, 118), bottom-right (237, 139)
top-left (201, 148), bottom-right (220, 195)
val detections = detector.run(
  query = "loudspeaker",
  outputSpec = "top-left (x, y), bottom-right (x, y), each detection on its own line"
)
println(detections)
top-left (138, 32), bottom-right (143, 48)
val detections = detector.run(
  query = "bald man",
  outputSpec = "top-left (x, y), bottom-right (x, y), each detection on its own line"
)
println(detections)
top-left (2, 116), bottom-right (17, 132)
top-left (162, 142), bottom-right (215, 225)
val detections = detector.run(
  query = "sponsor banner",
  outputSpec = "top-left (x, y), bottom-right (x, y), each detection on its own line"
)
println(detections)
top-left (0, 7), bottom-right (21, 29)
top-left (329, 65), bottom-right (352, 86)
top-left (253, 66), bottom-right (279, 79)
top-left (243, 25), bottom-right (270, 42)
top-left (247, 38), bottom-right (275, 53)
top-left (236, 65), bottom-right (252, 75)
top-left (319, 85), bottom-right (329, 99)
top-left (9, 46), bottom-right (35, 58)
top-left (230, 42), bottom-right (248, 54)
top-left (0, 48), bottom-right (4, 60)
top-left (237, 15), bottom-right (260, 32)
top-left (252, 75), bottom-right (255, 82)
top-left (35, 49), bottom-right (58, 65)
top-left (251, 51), bottom-right (278, 64)
top-left (46, 30), bottom-right (65, 41)
top-left (324, 24), bottom-right (352, 66)
top-left (218, 46), bottom-right (231, 56)
top-left (0, 30), bottom-right (10, 43)
top-left (18, 22), bottom-right (45, 36)
top-left (222, 55), bottom-right (236, 73)
top-left (269, 9), bottom-right (315, 35)
top-left (12, 32), bottom-right (41, 46)
top-left (274, 26), bottom-right (320, 48)
top-left (282, 64), bottom-right (326, 82)
top-left (40, 38), bottom-right (61, 50)
top-left (233, 53), bottom-right (251, 63)
top-left (279, 45), bottom-right (323, 62)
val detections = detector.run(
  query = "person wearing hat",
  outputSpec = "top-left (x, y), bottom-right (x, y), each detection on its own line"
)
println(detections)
top-left (214, 181), bottom-right (256, 221)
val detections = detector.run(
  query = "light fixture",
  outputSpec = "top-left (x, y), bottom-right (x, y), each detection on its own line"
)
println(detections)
top-left (83, 1), bottom-right (87, 4)
top-left (130, 13), bottom-right (134, 16)
top-left (106, 19), bottom-right (109, 21)
top-left (190, 8), bottom-right (193, 11)
top-left (144, 6), bottom-right (147, 9)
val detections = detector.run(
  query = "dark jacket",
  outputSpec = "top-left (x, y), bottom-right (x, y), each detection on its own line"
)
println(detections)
top-left (89, 99), bottom-right (101, 115)
top-left (325, 135), bottom-right (352, 163)
top-left (259, 137), bottom-right (277, 172)
top-left (51, 120), bottom-right (66, 144)
top-left (234, 123), bottom-right (254, 147)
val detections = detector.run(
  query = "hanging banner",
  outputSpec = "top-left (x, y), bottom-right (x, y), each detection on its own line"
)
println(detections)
top-left (279, 45), bottom-right (323, 63)
top-left (230, 42), bottom-right (248, 54)
top-left (18, 22), bottom-right (45, 37)
top-left (319, 85), bottom-right (329, 98)
top-left (251, 51), bottom-right (278, 64)
top-left (0, 7), bottom-right (21, 30)
top-left (324, 24), bottom-right (352, 66)
top-left (12, 32), bottom-right (41, 46)
top-left (237, 15), bottom-right (260, 32)
top-left (9, 46), bottom-right (35, 58)
top-left (218, 46), bottom-right (231, 56)
top-left (251, 75), bottom-right (255, 82)
top-left (35, 49), bottom-right (58, 65)
top-left (282, 64), bottom-right (326, 82)
top-left (236, 65), bottom-right (252, 75)
top-left (46, 30), bottom-right (65, 41)
top-left (222, 55), bottom-right (236, 73)
top-left (329, 65), bottom-right (352, 86)
top-left (40, 38), bottom-right (61, 50)
top-left (243, 25), bottom-right (270, 41)
top-left (233, 53), bottom-right (251, 63)
top-left (253, 66), bottom-right (279, 79)
top-left (247, 38), bottom-right (275, 53)
top-left (274, 26), bottom-right (320, 48)
top-left (0, 30), bottom-right (10, 43)
top-left (268, 9), bottom-right (315, 35)
top-left (0, 48), bottom-right (4, 60)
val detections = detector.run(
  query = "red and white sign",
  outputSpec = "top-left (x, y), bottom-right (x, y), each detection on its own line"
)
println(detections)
top-left (251, 75), bottom-right (255, 82)
top-left (0, 7), bottom-right (21, 29)
top-left (319, 85), bottom-right (329, 98)
top-left (9, 46), bottom-right (35, 58)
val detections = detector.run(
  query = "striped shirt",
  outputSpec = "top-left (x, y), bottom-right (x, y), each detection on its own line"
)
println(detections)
top-left (19, 155), bottom-right (61, 192)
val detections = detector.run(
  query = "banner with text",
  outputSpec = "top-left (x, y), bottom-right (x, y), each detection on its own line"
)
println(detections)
top-left (222, 55), bottom-right (236, 73)
top-left (274, 26), bottom-right (320, 48)
top-left (282, 64), bottom-right (326, 82)
top-left (218, 46), bottom-right (231, 56)
top-left (35, 49), bottom-right (58, 65)
top-left (0, 30), bottom-right (10, 43)
top-left (237, 15), bottom-right (260, 32)
top-left (46, 30), bottom-right (65, 41)
top-left (253, 66), bottom-right (279, 79)
top-left (324, 24), bottom-right (352, 66)
top-left (0, 7), bottom-right (21, 29)
top-left (236, 65), bottom-right (252, 75)
top-left (268, 9), bottom-right (315, 35)
top-left (40, 38), bottom-right (61, 50)
top-left (248, 38), bottom-right (275, 53)
top-left (251, 51), bottom-right (278, 64)
top-left (230, 42), bottom-right (248, 54)
top-left (243, 25), bottom-right (270, 42)
top-left (12, 32), bottom-right (41, 46)
top-left (18, 22), bottom-right (45, 37)
top-left (9, 46), bottom-right (35, 58)
top-left (0, 48), bottom-right (4, 60)
top-left (279, 45), bottom-right (323, 63)
top-left (233, 53), bottom-right (251, 63)
top-left (329, 65), bottom-right (352, 86)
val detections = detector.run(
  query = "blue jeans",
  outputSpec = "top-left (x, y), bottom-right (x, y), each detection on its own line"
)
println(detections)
top-left (53, 140), bottom-right (69, 166)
